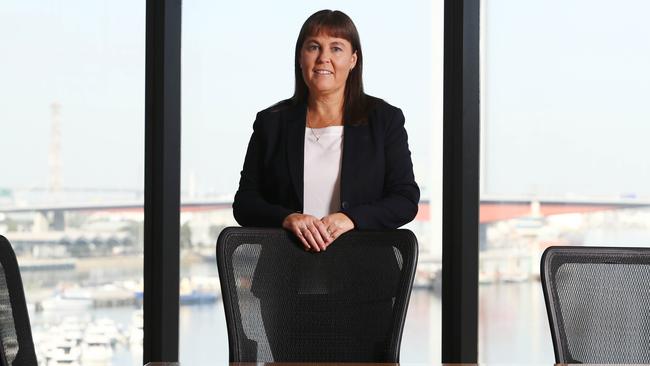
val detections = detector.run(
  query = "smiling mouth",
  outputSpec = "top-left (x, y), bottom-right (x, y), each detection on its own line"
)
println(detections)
top-left (314, 70), bottom-right (333, 75)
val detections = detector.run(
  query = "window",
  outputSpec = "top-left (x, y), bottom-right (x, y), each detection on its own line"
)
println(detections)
top-left (180, 1), bottom-right (444, 363)
top-left (479, 0), bottom-right (650, 362)
top-left (0, 2), bottom-right (145, 365)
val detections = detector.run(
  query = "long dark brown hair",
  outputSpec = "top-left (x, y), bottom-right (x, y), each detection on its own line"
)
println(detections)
top-left (290, 10), bottom-right (373, 125)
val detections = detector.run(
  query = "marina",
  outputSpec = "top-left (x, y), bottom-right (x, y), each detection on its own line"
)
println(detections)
top-left (27, 280), bottom-right (558, 365)
top-left (7, 205), bottom-right (650, 365)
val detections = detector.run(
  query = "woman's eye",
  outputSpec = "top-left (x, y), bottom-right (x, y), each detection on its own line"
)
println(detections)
top-left (307, 44), bottom-right (319, 51)
top-left (332, 47), bottom-right (343, 52)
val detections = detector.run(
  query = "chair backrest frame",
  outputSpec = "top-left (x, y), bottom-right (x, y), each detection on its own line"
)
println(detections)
top-left (0, 235), bottom-right (38, 366)
top-left (541, 245), bottom-right (650, 363)
top-left (216, 227), bottom-right (418, 362)
top-left (0, 335), bottom-right (7, 366)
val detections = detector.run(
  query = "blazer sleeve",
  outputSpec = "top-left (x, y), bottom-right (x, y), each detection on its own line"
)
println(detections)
top-left (343, 108), bottom-right (420, 229)
top-left (232, 114), bottom-right (295, 227)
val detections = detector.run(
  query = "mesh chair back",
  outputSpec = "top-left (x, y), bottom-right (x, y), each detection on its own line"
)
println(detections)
top-left (0, 236), bottom-right (37, 366)
top-left (541, 246), bottom-right (650, 363)
top-left (0, 336), bottom-right (7, 366)
top-left (216, 227), bottom-right (417, 362)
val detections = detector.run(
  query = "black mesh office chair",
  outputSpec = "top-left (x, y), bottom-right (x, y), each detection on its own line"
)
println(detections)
top-left (216, 227), bottom-right (417, 362)
top-left (0, 235), bottom-right (38, 366)
top-left (541, 246), bottom-right (650, 364)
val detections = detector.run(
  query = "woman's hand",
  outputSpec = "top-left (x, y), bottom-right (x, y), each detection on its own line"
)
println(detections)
top-left (320, 213), bottom-right (355, 248)
top-left (282, 213), bottom-right (331, 252)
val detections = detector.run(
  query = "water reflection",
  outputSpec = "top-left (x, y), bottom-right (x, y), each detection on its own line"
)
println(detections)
top-left (479, 281), bottom-right (554, 363)
top-left (27, 267), bottom-right (559, 365)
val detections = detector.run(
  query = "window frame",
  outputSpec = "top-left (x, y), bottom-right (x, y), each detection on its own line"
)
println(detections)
top-left (142, 0), bottom-right (481, 362)
top-left (442, 0), bottom-right (480, 362)
top-left (144, 0), bottom-right (182, 363)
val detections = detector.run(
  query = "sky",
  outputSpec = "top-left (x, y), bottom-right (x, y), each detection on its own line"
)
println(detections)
top-left (0, 0), bottom-right (440, 201)
top-left (482, 0), bottom-right (650, 199)
top-left (1, 0), bottom-right (649, 202)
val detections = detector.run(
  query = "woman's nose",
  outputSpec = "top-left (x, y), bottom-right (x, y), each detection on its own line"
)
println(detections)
top-left (317, 50), bottom-right (331, 63)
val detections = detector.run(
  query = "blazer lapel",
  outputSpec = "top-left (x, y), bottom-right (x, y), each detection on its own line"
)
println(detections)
top-left (286, 103), bottom-right (307, 208)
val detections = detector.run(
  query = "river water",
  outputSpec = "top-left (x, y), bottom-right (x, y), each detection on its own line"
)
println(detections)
top-left (28, 280), bottom-right (557, 365)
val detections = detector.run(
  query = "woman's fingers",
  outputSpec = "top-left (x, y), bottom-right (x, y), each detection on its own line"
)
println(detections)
top-left (285, 214), bottom-right (319, 251)
top-left (314, 221), bottom-right (332, 247)
top-left (295, 221), bottom-right (319, 251)
top-left (319, 213), bottom-right (355, 248)
top-left (283, 213), bottom-right (344, 252)
top-left (301, 226), bottom-right (322, 252)
top-left (307, 223), bottom-right (327, 250)
top-left (294, 226), bottom-right (311, 250)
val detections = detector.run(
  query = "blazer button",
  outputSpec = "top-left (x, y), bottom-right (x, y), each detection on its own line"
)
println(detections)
top-left (341, 201), bottom-right (349, 210)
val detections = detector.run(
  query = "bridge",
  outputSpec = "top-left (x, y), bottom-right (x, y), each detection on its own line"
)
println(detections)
top-left (2, 196), bottom-right (649, 230)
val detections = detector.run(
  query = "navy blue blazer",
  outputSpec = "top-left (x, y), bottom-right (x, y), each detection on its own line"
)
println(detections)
top-left (233, 98), bottom-right (420, 230)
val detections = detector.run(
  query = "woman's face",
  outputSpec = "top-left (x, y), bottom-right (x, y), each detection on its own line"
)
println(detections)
top-left (299, 33), bottom-right (357, 99)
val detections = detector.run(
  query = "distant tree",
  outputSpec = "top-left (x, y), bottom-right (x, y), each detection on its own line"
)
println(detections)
top-left (180, 222), bottom-right (192, 248)
top-left (209, 224), bottom-right (226, 241)
top-left (5, 218), bottom-right (18, 232)
top-left (124, 221), bottom-right (144, 251)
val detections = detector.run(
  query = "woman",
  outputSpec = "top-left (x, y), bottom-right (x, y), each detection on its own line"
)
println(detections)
top-left (232, 10), bottom-right (420, 360)
top-left (233, 9), bottom-right (419, 250)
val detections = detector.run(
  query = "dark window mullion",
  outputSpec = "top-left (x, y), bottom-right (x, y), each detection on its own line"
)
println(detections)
top-left (144, 0), bottom-right (182, 363)
top-left (442, 0), bottom-right (480, 362)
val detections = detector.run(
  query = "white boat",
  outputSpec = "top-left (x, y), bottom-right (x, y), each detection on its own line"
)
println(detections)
top-left (81, 334), bottom-right (113, 363)
top-left (87, 318), bottom-right (124, 346)
top-left (47, 357), bottom-right (80, 366)
top-left (60, 317), bottom-right (85, 346)
top-left (47, 355), bottom-right (80, 366)
top-left (45, 339), bottom-right (80, 366)
top-left (129, 309), bottom-right (144, 349)
top-left (40, 291), bottom-right (93, 311)
top-left (501, 271), bottom-right (530, 283)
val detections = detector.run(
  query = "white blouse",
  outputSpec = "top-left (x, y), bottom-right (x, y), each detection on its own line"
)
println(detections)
top-left (303, 125), bottom-right (344, 219)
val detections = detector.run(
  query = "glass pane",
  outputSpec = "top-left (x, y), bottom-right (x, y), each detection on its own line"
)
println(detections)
top-left (479, 0), bottom-right (650, 362)
top-left (180, 1), bottom-right (443, 363)
top-left (1, 2), bottom-right (145, 365)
